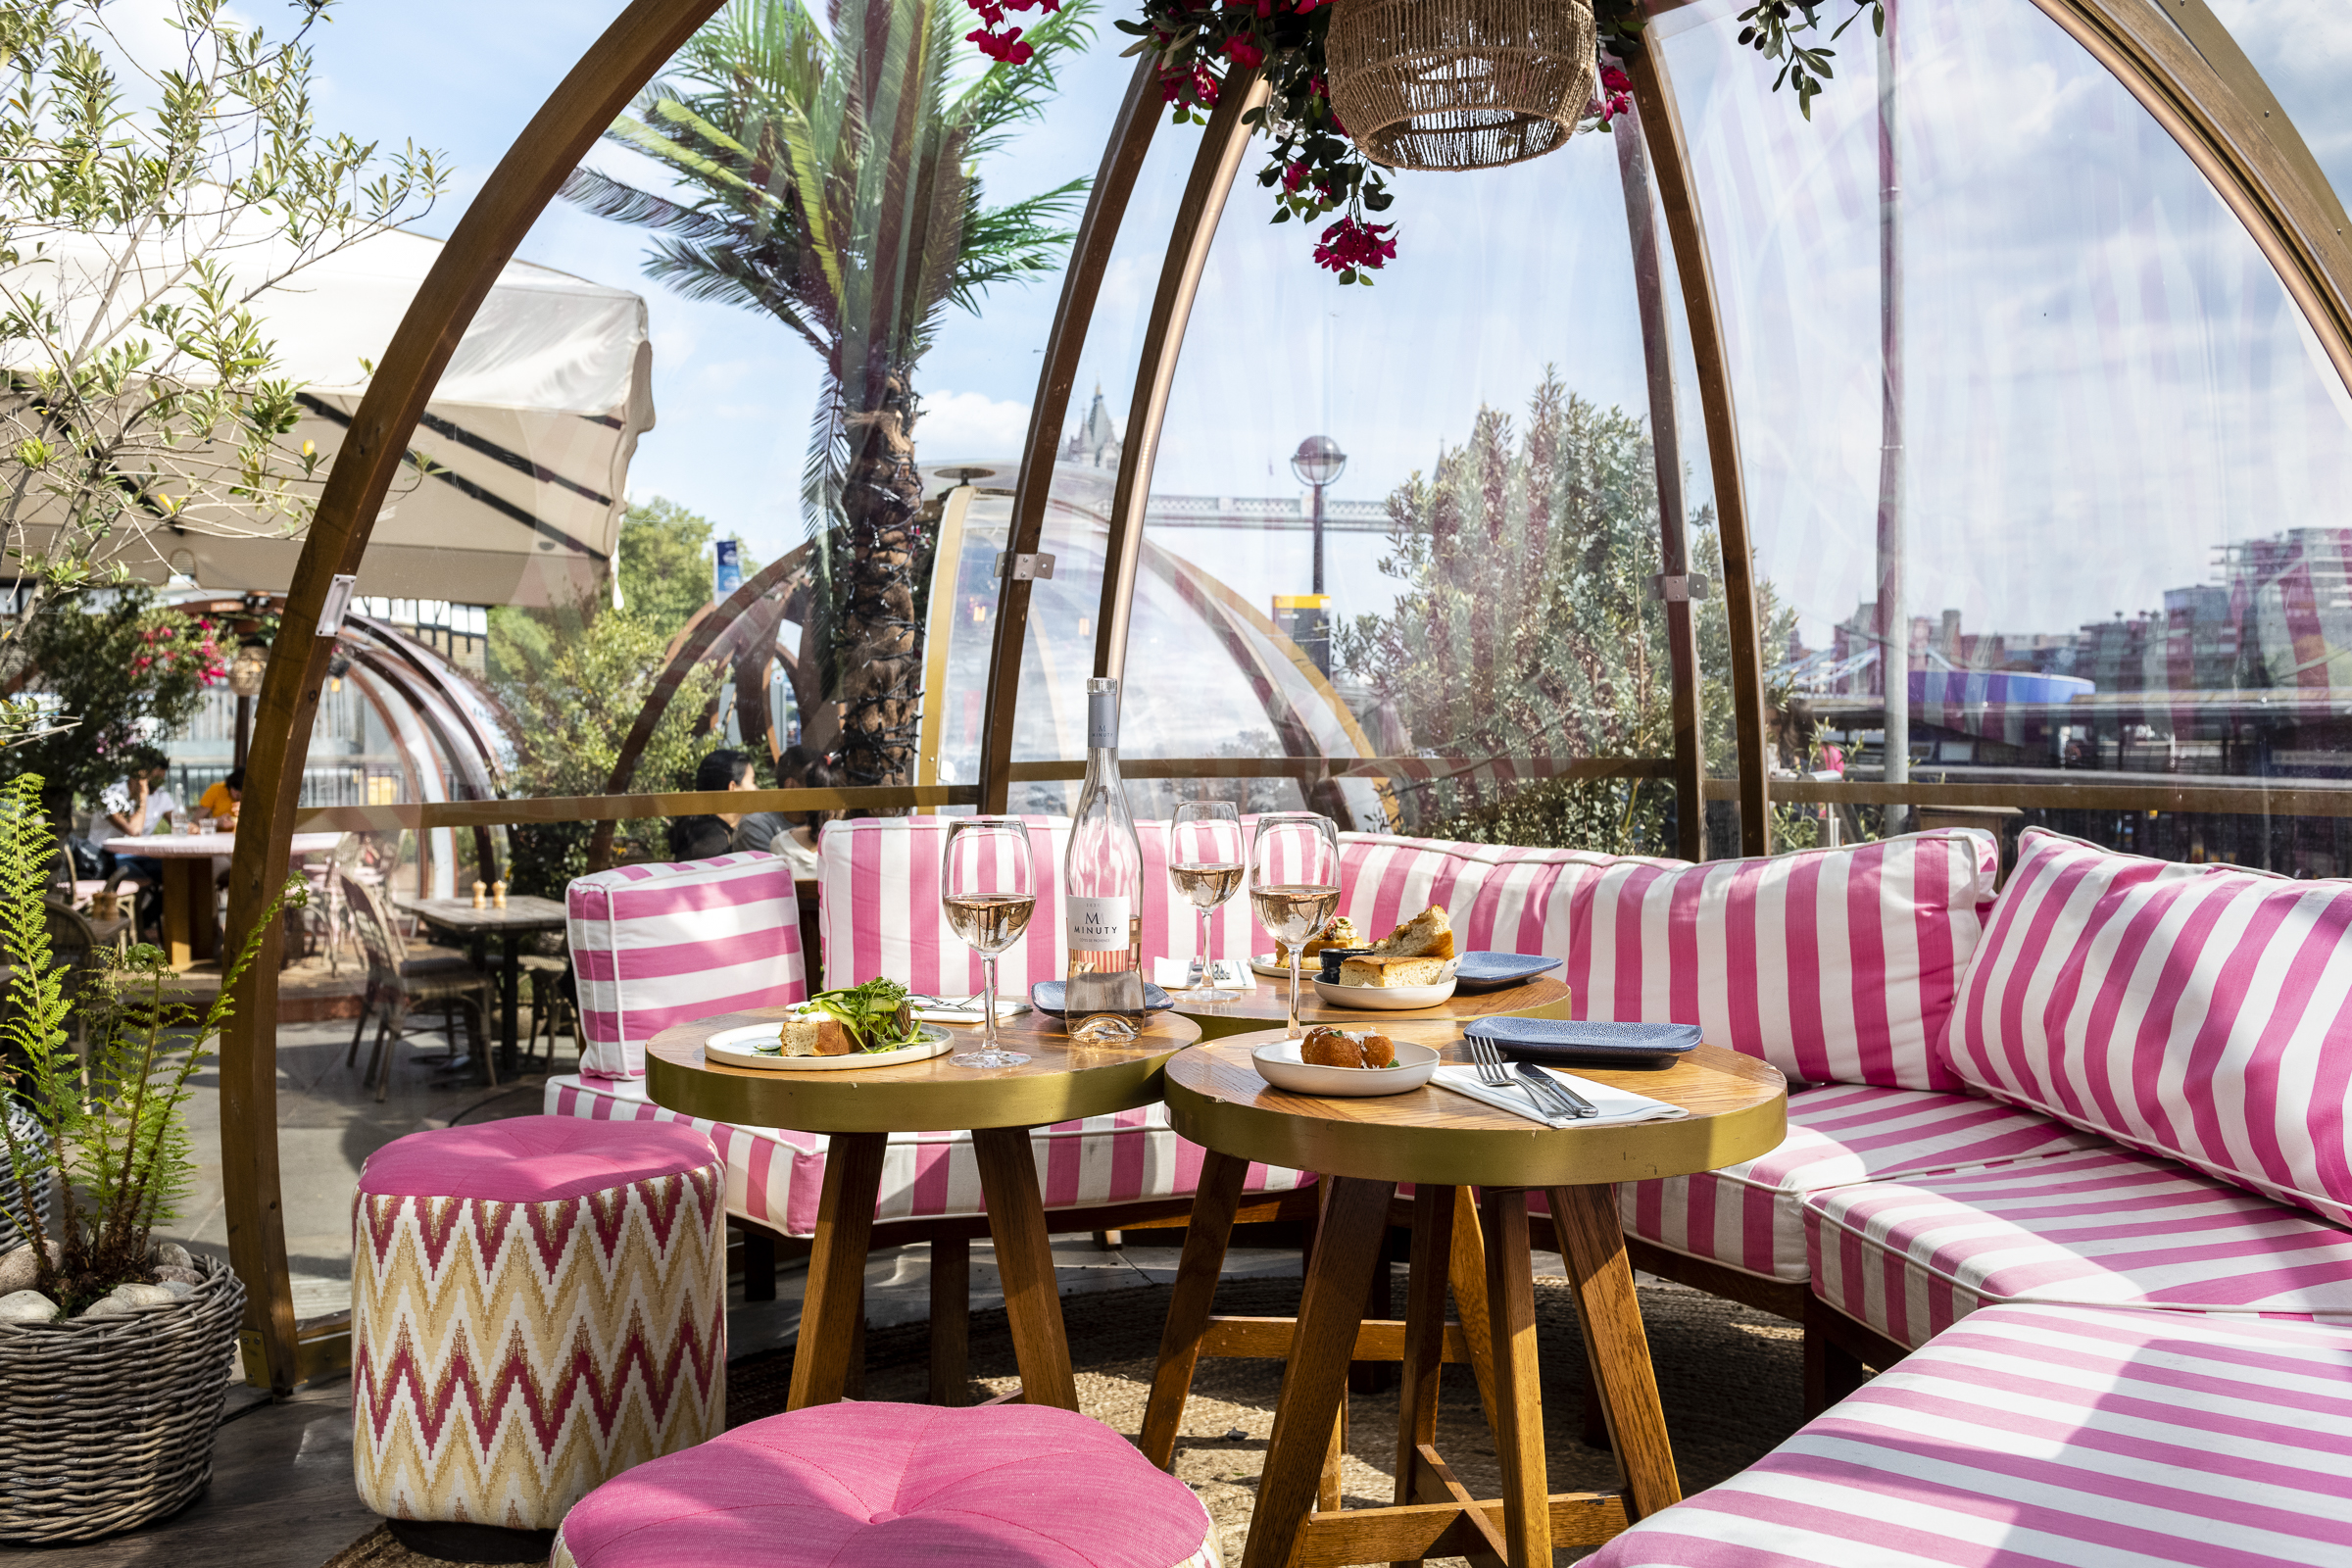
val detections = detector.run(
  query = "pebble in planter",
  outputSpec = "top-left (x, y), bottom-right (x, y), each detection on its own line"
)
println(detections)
top-left (0, 775), bottom-right (303, 1544)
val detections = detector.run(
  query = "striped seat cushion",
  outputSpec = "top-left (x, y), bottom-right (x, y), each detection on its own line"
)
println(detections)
top-left (1583, 1301), bottom-right (2352, 1568)
top-left (1945, 826), bottom-right (2352, 1229)
top-left (568, 854), bottom-right (808, 1080)
top-left (1559, 830), bottom-right (2000, 1090)
top-left (1620, 1084), bottom-right (2103, 1282)
top-left (543, 1075), bottom-right (1308, 1239)
top-left (1805, 1145), bottom-right (2352, 1349)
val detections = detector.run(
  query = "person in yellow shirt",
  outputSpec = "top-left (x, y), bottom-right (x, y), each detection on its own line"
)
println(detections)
top-left (198, 767), bottom-right (243, 829)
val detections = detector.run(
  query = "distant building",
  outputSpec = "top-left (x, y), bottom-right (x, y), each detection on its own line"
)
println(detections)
top-left (1065, 384), bottom-right (1121, 468)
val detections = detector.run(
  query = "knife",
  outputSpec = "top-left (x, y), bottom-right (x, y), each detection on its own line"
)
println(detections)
top-left (1518, 1059), bottom-right (1597, 1119)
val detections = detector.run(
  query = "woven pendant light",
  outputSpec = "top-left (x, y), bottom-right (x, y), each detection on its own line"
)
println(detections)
top-left (1326, 0), bottom-right (1597, 172)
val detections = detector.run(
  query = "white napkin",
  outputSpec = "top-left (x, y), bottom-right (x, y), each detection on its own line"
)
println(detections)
top-left (1432, 1064), bottom-right (1688, 1129)
top-left (1152, 956), bottom-right (1253, 991)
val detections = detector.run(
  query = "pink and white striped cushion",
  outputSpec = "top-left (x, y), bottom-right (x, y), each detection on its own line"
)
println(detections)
top-left (1944, 826), bottom-right (2352, 1229)
top-left (542, 1076), bottom-right (1307, 1238)
top-left (1558, 830), bottom-right (1999, 1090)
top-left (1619, 1085), bottom-right (2103, 1282)
top-left (1804, 1145), bottom-right (2352, 1349)
top-left (1584, 1301), bottom-right (2352, 1568)
top-left (567, 854), bottom-right (808, 1080)
top-left (818, 817), bottom-right (1073, 997)
top-left (1337, 833), bottom-right (1613, 957)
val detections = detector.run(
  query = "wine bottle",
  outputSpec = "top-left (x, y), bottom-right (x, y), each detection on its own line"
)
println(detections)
top-left (1064, 675), bottom-right (1146, 1040)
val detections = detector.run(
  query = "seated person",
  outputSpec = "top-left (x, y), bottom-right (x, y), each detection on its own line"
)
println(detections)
top-left (665, 748), bottom-right (755, 861)
top-left (198, 766), bottom-right (244, 829)
top-left (83, 747), bottom-right (174, 932)
top-left (759, 756), bottom-right (839, 880)
top-left (730, 743), bottom-right (819, 858)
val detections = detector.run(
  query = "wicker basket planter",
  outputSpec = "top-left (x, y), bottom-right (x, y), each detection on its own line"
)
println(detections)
top-left (0, 1253), bottom-right (247, 1544)
top-left (1327, 0), bottom-right (1597, 172)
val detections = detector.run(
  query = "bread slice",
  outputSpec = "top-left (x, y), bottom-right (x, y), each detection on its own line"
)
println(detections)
top-left (1338, 954), bottom-right (1447, 988)
top-left (779, 1003), bottom-right (914, 1055)
top-left (1372, 905), bottom-right (1454, 961)
top-left (1281, 916), bottom-right (1361, 962)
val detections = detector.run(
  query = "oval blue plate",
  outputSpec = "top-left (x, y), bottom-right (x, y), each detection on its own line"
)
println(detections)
top-left (1463, 1016), bottom-right (1700, 1068)
top-left (1029, 980), bottom-right (1176, 1016)
top-left (1451, 952), bottom-right (1566, 991)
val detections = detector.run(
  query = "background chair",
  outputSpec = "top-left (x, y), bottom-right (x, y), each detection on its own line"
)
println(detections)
top-left (338, 868), bottom-right (495, 1102)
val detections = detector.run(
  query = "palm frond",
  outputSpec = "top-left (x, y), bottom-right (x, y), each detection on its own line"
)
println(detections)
top-left (952, 0), bottom-right (1097, 160)
top-left (941, 176), bottom-right (1087, 315)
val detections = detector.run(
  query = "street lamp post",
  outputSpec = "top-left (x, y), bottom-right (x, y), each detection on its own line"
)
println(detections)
top-left (1291, 434), bottom-right (1348, 596)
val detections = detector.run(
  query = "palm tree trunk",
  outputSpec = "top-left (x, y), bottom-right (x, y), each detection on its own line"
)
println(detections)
top-left (834, 366), bottom-right (924, 787)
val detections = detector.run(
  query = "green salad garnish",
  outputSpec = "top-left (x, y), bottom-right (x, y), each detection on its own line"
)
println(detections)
top-left (805, 977), bottom-right (926, 1052)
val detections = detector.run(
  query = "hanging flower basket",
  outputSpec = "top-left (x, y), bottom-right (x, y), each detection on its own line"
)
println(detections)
top-left (1327, 0), bottom-right (1598, 172)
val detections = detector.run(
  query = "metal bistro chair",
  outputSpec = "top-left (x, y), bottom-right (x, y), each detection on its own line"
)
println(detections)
top-left (518, 950), bottom-right (576, 1073)
top-left (338, 868), bottom-right (496, 1102)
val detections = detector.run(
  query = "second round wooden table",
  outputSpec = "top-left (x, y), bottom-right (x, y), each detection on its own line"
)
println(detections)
top-left (1174, 972), bottom-right (1574, 1040)
top-left (1144, 1023), bottom-right (1786, 1568)
top-left (648, 1004), bottom-right (1200, 1411)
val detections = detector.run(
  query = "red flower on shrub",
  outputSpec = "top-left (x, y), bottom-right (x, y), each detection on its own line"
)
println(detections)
top-left (1225, 35), bottom-right (1264, 69)
top-left (1313, 216), bottom-right (1396, 277)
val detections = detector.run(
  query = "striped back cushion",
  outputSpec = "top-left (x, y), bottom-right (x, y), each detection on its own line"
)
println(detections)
top-left (1944, 826), bottom-right (2352, 1229)
top-left (1337, 833), bottom-right (1615, 956)
top-left (1560, 830), bottom-right (2000, 1091)
top-left (817, 816), bottom-right (1263, 990)
top-left (567, 853), bottom-right (808, 1080)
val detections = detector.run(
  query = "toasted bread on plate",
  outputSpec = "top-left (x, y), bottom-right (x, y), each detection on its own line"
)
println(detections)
top-left (1338, 954), bottom-right (1448, 988)
top-left (1372, 905), bottom-right (1454, 961)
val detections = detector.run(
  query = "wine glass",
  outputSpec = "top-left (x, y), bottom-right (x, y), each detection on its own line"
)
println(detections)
top-left (1168, 801), bottom-right (1244, 1003)
top-left (1249, 812), bottom-right (1342, 1039)
top-left (940, 816), bottom-right (1037, 1068)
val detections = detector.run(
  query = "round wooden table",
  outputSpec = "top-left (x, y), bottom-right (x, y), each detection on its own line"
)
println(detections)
top-left (648, 1005), bottom-right (1201, 1413)
top-left (104, 831), bottom-right (339, 968)
top-left (1140, 1028), bottom-right (1786, 1568)
top-left (1173, 972), bottom-right (1575, 1040)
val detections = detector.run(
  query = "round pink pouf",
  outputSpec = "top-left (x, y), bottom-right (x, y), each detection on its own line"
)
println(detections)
top-left (550, 1401), bottom-right (1222, 1567)
top-left (354, 1115), bottom-right (727, 1531)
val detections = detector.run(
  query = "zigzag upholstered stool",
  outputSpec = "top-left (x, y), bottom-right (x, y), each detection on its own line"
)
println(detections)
top-left (551, 1402), bottom-right (1223, 1567)
top-left (353, 1116), bottom-right (727, 1530)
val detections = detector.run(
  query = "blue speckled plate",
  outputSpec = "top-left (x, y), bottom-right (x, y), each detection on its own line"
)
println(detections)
top-left (1463, 1016), bottom-right (1699, 1067)
top-left (1451, 952), bottom-right (1565, 991)
top-left (1028, 981), bottom-right (1176, 1017)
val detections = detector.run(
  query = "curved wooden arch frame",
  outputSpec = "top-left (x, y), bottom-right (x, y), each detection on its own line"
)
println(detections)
top-left (218, 0), bottom-right (2352, 1394)
top-left (222, 0), bottom-right (730, 1394)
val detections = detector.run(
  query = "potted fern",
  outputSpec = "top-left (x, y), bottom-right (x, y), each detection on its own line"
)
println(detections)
top-left (0, 774), bottom-right (300, 1544)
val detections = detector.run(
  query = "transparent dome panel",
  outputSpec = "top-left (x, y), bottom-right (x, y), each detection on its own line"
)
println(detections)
top-left (2208, 0), bottom-right (2352, 213)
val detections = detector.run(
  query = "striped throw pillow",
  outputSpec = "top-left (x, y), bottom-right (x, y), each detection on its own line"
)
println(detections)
top-left (567, 853), bottom-right (808, 1080)
top-left (1944, 826), bottom-right (2352, 1229)
top-left (1558, 830), bottom-right (2001, 1090)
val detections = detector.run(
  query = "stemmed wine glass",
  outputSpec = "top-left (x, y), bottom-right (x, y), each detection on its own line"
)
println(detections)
top-left (940, 816), bottom-right (1037, 1068)
top-left (1249, 812), bottom-right (1342, 1040)
top-left (1167, 801), bottom-right (1243, 1004)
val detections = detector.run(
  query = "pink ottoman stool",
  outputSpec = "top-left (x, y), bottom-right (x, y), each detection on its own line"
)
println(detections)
top-left (551, 1402), bottom-right (1223, 1567)
top-left (354, 1116), bottom-right (727, 1530)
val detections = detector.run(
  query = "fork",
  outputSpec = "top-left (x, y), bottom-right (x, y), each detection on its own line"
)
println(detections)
top-left (1467, 1036), bottom-right (1579, 1125)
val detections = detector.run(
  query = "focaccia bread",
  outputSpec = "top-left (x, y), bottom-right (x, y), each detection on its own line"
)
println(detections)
top-left (1299, 1026), bottom-right (1396, 1069)
top-left (1338, 954), bottom-right (1447, 988)
top-left (780, 1003), bottom-right (914, 1056)
top-left (1371, 905), bottom-right (1454, 962)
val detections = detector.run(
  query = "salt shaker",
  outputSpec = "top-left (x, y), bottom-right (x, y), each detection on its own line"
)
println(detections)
top-left (491, 880), bottom-right (508, 909)
top-left (471, 880), bottom-right (487, 909)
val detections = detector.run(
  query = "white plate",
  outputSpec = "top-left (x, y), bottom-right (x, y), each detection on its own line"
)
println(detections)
top-left (705, 1020), bottom-right (955, 1071)
top-left (1251, 1039), bottom-right (1441, 1097)
top-left (1311, 971), bottom-right (1459, 1009)
top-left (1250, 954), bottom-right (1300, 978)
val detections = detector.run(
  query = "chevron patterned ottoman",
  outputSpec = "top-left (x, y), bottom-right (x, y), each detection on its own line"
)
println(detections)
top-left (551, 1401), bottom-right (1223, 1567)
top-left (353, 1116), bottom-right (727, 1529)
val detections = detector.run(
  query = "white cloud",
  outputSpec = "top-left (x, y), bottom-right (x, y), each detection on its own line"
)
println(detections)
top-left (913, 388), bottom-right (1032, 460)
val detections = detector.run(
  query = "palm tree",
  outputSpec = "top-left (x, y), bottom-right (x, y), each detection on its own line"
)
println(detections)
top-left (562, 0), bottom-right (1091, 786)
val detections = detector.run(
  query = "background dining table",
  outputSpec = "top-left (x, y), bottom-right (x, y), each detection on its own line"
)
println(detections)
top-left (103, 831), bottom-right (341, 969)
top-left (393, 893), bottom-right (569, 1077)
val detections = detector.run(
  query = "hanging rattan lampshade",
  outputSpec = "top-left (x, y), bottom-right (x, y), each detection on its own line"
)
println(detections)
top-left (1326, 0), bottom-right (1597, 172)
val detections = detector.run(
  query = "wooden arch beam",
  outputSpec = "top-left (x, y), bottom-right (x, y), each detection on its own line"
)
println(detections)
top-left (220, 0), bottom-right (728, 1396)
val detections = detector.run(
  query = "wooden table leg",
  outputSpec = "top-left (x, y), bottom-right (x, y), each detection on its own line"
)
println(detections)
top-left (929, 1233), bottom-right (970, 1407)
top-left (1479, 1188), bottom-right (1551, 1567)
top-left (1140, 1149), bottom-right (1250, 1467)
top-left (787, 1131), bottom-right (886, 1410)
top-left (1239, 1175), bottom-right (1395, 1568)
top-left (498, 931), bottom-right (520, 1077)
top-left (161, 859), bottom-right (197, 970)
top-left (972, 1125), bottom-right (1079, 1412)
top-left (1392, 1183), bottom-right (1514, 1568)
top-left (1448, 1186), bottom-right (1501, 1437)
top-left (1548, 1183), bottom-right (1681, 1522)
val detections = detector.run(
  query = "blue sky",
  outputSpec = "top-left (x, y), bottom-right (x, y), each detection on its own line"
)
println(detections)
top-left (257, 0), bottom-right (2352, 647)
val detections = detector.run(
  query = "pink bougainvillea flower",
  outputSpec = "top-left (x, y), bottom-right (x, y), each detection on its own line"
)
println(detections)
top-left (968, 24), bottom-right (1033, 64)
top-left (1225, 35), bottom-right (1264, 69)
top-left (1282, 160), bottom-right (1307, 193)
top-left (1312, 216), bottom-right (1397, 274)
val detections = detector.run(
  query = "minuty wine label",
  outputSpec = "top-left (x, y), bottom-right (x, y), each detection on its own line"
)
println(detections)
top-left (1066, 895), bottom-right (1132, 952)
